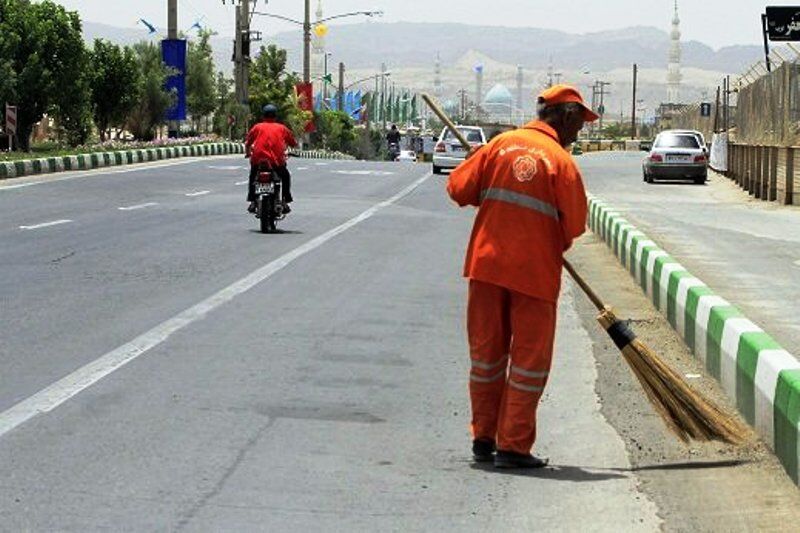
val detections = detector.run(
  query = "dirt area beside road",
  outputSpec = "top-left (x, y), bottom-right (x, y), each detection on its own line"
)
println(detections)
top-left (569, 232), bottom-right (800, 532)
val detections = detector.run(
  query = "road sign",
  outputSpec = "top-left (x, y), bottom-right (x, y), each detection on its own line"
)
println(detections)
top-left (5, 104), bottom-right (17, 135)
top-left (765, 6), bottom-right (800, 41)
top-left (700, 103), bottom-right (712, 117)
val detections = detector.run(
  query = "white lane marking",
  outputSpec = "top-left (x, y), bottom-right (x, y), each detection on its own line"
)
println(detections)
top-left (296, 167), bottom-right (309, 170)
top-left (316, 163), bottom-right (329, 166)
top-left (19, 220), bottom-right (73, 230)
top-left (235, 180), bottom-right (249, 186)
top-left (0, 158), bottom-right (228, 191)
top-left (185, 190), bottom-right (211, 197)
top-left (0, 172), bottom-right (432, 439)
top-left (118, 202), bottom-right (158, 211)
top-left (207, 165), bottom-right (244, 170)
top-left (332, 170), bottom-right (395, 176)
top-left (685, 374), bottom-right (702, 379)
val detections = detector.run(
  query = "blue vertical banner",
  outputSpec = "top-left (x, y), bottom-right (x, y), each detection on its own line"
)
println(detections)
top-left (161, 39), bottom-right (187, 121)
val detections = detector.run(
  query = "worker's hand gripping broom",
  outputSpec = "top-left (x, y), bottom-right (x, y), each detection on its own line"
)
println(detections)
top-left (422, 93), bottom-right (748, 444)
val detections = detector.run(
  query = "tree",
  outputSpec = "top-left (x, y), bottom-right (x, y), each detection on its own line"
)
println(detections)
top-left (212, 72), bottom-right (248, 140)
top-left (0, 0), bottom-right (93, 149)
top-left (249, 44), bottom-right (309, 135)
top-left (315, 110), bottom-right (357, 153)
top-left (186, 29), bottom-right (217, 133)
top-left (89, 40), bottom-right (142, 141)
top-left (126, 41), bottom-right (175, 141)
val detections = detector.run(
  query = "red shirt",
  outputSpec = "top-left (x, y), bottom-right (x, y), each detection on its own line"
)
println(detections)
top-left (447, 121), bottom-right (588, 303)
top-left (246, 119), bottom-right (297, 167)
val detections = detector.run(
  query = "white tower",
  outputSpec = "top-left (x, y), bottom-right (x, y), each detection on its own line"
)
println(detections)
top-left (434, 53), bottom-right (443, 98)
top-left (667, 1), bottom-right (682, 103)
top-left (311, 0), bottom-right (326, 92)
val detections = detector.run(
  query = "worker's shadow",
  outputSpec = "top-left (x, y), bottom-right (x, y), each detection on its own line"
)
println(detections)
top-left (470, 462), bottom-right (628, 482)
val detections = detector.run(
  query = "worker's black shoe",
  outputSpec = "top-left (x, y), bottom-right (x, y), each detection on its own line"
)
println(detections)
top-left (494, 450), bottom-right (549, 469)
top-left (472, 439), bottom-right (496, 463)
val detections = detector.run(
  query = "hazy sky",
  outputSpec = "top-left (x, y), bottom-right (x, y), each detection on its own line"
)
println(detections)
top-left (52, 0), bottom-right (792, 49)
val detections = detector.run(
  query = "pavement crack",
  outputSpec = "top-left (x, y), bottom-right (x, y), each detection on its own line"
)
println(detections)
top-left (50, 251), bottom-right (76, 264)
top-left (173, 415), bottom-right (277, 531)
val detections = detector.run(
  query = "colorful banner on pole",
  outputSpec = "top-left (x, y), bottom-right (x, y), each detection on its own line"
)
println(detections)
top-left (295, 82), bottom-right (316, 133)
top-left (161, 39), bottom-right (187, 121)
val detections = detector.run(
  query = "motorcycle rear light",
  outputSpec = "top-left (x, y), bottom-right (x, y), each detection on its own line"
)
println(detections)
top-left (649, 154), bottom-right (663, 162)
top-left (435, 142), bottom-right (446, 153)
top-left (257, 172), bottom-right (272, 183)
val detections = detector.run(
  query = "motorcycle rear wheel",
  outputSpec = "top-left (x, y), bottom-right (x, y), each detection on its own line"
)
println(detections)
top-left (259, 195), bottom-right (276, 233)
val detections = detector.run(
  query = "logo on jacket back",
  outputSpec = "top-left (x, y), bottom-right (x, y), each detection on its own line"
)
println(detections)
top-left (513, 155), bottom-right (538, 182)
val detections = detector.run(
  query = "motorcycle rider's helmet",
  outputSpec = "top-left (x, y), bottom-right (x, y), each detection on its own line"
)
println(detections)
top-left (262, 104), bottom-right (278, 118)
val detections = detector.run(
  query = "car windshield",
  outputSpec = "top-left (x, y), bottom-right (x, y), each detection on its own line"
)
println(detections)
top-left (444, 129), bottom-right (482, 143)
top-left (655, 134), bottom-right (700, 149)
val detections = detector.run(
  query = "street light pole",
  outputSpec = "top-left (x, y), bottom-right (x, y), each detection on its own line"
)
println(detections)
top-left (303, 0), bottom-right (311, 83)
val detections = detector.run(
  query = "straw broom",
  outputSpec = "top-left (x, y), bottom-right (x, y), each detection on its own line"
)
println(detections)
top-left (422, 93), bottom-right (748, 444)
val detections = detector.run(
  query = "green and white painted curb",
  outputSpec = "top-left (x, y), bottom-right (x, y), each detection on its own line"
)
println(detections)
top-left (289, 149), bottom-right (355, 160)
top-left (589, 196), bottom-right (800, 485)
top-left (0, 142), bottom-right (246, 180)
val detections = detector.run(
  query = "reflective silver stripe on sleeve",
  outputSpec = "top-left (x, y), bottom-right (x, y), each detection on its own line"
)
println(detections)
top-left (470, 368), bottom-right (507, 384)
top-left (480, 188), bottom-right (560, 220)
top-left (510, 366), bottom-right (549, 379)
top-left (471, 356), bottom-right (509, 371)
top-left (508, 379), bottom-right (544, 392)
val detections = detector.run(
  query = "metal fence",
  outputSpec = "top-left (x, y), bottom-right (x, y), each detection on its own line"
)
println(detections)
top-left (736, 61), bottom-right (800, 145)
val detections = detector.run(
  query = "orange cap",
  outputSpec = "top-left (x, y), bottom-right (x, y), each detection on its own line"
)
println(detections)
top-left (538, 84), bottom-right (599, 123)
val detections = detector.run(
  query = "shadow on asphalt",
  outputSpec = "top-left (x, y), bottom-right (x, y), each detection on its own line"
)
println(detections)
top-left (620, 459), bottom-right (751, 472)
top-left (470, 462), bottom-right (628, 482)
top-left (247, 229), bottom-right (304, 235)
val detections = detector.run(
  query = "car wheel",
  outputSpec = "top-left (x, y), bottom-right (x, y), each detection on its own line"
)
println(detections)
top-left (694, 174), bottom-right (707, 185)
top-left (645, 173), bottom-right (654, 184)
top-left (642, 169), bottom-right (648, 182)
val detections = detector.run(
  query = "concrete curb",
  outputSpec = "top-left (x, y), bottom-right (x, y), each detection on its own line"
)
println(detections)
top-left (588, 197), bottom-right (800, 485)
top-left (0, 142), bottom-right (246, 181)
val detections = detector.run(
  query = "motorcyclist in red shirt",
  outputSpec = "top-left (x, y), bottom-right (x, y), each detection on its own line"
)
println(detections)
top-left (245, 104), bottom-right (298, 213)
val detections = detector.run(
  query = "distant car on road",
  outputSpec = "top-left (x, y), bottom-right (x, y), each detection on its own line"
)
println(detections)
top-left (395, 150), bottom-right (418, 163)
top-left (432, 126), bottom-right (486, 175)
top-left (643, 130), bottom-right (708, 185)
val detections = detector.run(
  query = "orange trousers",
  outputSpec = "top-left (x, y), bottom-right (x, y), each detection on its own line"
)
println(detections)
top-left (467, 279), bottom-right (557, 455)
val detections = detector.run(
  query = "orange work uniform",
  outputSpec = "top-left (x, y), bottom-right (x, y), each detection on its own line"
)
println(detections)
top-left (447, 120), bottom-right (588, 455)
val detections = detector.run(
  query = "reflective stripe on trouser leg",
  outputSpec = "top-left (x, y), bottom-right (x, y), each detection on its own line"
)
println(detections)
top-left (467, 280), bottom-right (511, 441)
top-left (497, 292), bottom-right (557, 455)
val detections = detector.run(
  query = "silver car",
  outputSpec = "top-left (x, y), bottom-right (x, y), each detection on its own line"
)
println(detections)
top-left (643, 130), bottom-right (708, 184)
top-left (432, 126), bottom-right (486, 175)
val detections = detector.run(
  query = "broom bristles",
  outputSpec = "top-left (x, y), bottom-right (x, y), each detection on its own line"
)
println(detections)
top-left (598, 308), bottom-right (748, 444)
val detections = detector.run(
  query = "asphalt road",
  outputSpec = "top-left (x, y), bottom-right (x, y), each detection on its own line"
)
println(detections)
top-left (579, 152), bottom-right (800, 351)
top-left (0, 154), bottom-right (797, 530)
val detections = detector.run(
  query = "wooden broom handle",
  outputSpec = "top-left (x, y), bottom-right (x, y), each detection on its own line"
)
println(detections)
top-left (421, 93), bottom-right (606, 312)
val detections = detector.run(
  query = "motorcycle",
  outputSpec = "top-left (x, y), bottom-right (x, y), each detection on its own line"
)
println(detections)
top-left (253, 164), bottom-right (286, 233)
top-left (388, 142), bottom-right (401, 162)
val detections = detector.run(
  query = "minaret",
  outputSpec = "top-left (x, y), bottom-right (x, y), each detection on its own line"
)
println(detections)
top-left (667, 0), bottom-right (682, 103)
top-left (474, 63), bottom-right (484, 110)
top-left (311, 0), bottom-right (325, 91)
top-left (434, 52), bottom-right (443, 98)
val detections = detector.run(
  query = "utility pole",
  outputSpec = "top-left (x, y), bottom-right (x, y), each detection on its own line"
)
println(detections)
top-left (167, 0), bottom-right (178, 138)
top-left (713, 85), bottom-right (721, 133)
top-left (630, 64), bottom-right (638, 139)
top-left (304, 0), bottom-right (312, 82)
top-left (596, 81), bottom-right (611, 134)
top-left (381, 63), bottom-right (388, 131)
top-left (338, 62), bottom-right (345, 112)
top-left (232, 0), bottom-right (255, 106)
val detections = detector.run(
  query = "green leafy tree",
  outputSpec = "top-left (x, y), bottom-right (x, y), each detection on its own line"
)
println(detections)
top-left (126, 41), bottom-right (175, 141)
top-left (0, 0), bottom-right (92, 149)
top-left (89, 40), bottom-right (142, 141)
top-left (249, 44), bottom-right (309, 135)
top-left (212, 72), bottom-right (248, 140)
top-left (186, 29), bottom-right (217, 133)
top-left (315, 110), bottom-right (357, 153)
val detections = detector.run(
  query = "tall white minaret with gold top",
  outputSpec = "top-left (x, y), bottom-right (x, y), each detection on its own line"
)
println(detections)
top-left (311, 0), bottom-right (326, 91)
top-left (667, 0), bottom-right (682, 103)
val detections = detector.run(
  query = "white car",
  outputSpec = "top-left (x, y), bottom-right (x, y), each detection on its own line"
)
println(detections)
top-left (432, 126), bottom-right (486, 174)
top-left (395, 150), bottom-right (418, 163)
top-left (642, 130), bottom-right (708, 184)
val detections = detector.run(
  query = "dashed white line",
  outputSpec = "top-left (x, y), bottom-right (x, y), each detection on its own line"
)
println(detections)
top-left (235, 180), bottom-right (249, 186)
top-left (118, 202), bottom-right (158, 211)
top-left (19, 220), bottom-right (73, 230)
top-left (0, 172), bottom-right (432, 439)
top-left (185, 190), bottom-right (211, 197)
top-left (296, 167), bottom-right (309, 170)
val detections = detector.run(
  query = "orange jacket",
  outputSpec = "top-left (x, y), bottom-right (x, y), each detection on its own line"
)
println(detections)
top-left (447, 120), bottom-right (587, 302)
